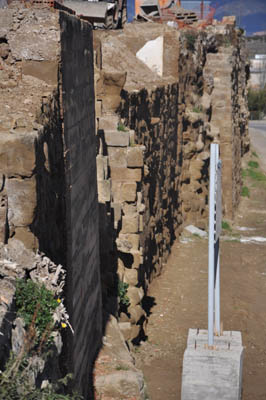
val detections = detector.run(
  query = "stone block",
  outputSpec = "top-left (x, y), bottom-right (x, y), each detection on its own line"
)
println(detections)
top-left (124, 268), bottom-right (138, 286)
top-left (118, 322), bottom-right (132, 341)
top-left (121, 214), bottom-right (139, 234)
top-left (6, 177), bottom-right (36, 227)
top-left (130, 323), bottom-right (141, 340)
top-left (105, 130), bottom-right (129, 147)
top-left (127, 286), bottom-right (144, 307)
top-left (111, 202), bottom-right (122, 228)
top-left (108, 147), bottom-right (127, 168)
top-left (123, 203), bottom-right (137, 215)
top-left (127, 147), bottom-right (144, 168)
top-left (131, 251), bottom-right (143, 269)
top-left (139, 215), bottom-right (143, 232)
top-left (181, 329), bottom-right (244, 400)
top-left (128, 305), bottom-right (145, 324)
top-left (0, 132), bottom-right (38, 178)
top-left (116, 233), bottom-right (140, 253)
top-left (121, 182), bottom-right (137, 202)
top-left (110, 167), bottom-right (142, 182)
top-left (12, 227), bottom-right (37, 250)
top-left (116, 236), bottom-right (132, 253)
top-left (98, 115), bottom-right (118, 131)
top-left (112, 182), bottom-right (137, 203)
top-left (97, 180), bottom-right (111, 203)
top-left (96, 155), bottom-right (108, 181)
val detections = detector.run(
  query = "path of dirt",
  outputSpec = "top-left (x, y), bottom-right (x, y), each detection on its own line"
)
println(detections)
top-left (134, 124), bottom-right (266, 400)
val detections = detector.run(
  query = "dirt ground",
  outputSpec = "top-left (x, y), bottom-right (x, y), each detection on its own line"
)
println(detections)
top-left (134, 126), bottom-right (266, 400)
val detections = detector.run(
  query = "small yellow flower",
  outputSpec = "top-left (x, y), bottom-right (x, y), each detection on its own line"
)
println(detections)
top-left (61, 322), bottom-right (67, 328)
top-left (57, 298), bottom-right (61, 303)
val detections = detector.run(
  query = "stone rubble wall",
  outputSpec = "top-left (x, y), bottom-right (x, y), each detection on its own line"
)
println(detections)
top-left (95, 22), bottom-right (250, 343)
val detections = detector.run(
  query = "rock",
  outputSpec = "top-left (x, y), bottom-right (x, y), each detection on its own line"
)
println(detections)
top-left (124, 268), bottom-right (138, 286)
top-left (121, 214), bottom-right (139, 234)
top-left (105, 129), bottom-right (130, 147)
top-left (110, 166), bottom-right (142, 182)
top-left (98, 179), bottom-right (111, 203)
top-left (0, 42), bottom-right (9, 59)
top-left (184, 224), bottom-right (207, 238)
top-left (95, 369), bottom-right (146, 399)
top-left (127, 286), bottom-right (144, 307)
top-left (118, 322), bottom-right (132, 341)
top-left (108, 147), bottom-right (127, 168)
top-left (11, 317), bottom-right (26, 356)
top-left (126, 146), bottom-right (144, 167)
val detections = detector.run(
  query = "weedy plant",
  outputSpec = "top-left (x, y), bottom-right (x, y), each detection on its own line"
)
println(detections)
top-left (241, 186), bottom-right (250, 197)
top-left (222, 220), bottom-right (232, 232)
top-left (117, 122), bottom-right (128, 132)
top-left (0, 279), bottom-right (82, 400)
top-left (118, 280), bottom-right (130, 306)
top-left (15, 279), bottom-right (58, 346)
top-left (0, 351), bottom-right (83, 400)
top-left (192, 105), bottom-right (203, 113)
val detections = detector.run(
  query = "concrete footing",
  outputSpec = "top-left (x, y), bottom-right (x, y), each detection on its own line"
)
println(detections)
top-left (181, 329), bottom-right (244, 400)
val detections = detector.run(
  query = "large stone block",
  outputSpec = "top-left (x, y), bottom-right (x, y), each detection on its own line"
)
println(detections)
top-left (6, 177), bottom-right (36, 227)
top-left (96, 155), bottom-right (108, 181)
top-left (116, 234), bottom-right (139, 252)
top-left (127, 286), bottom-right (144, 307)
top-left (108, 147), bottom-right (127, 168)
top-left (121, 214), bottom-right (139, 234)
top-left (181, 329), bottom-right (244, 400)
top-left (105, 130), bottom-right (130, 147)
top-left (112, 182), bottom-right (137, 203)
top-left (97, 180), bottom-right (111, 203)
top-left (126, 147), bottom-right (144, 168)
top-left (0, 132), bottom-right (37, 178)
top-left (124, 268), bottom-right (138, 286)
top-left (110, 167), bottom-right (142, 182)
top-left (128, 304), bottom-right (145, 324)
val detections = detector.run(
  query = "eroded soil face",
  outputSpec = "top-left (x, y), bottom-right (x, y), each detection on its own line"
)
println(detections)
top-left (134, 146), bottom-right (266, 400)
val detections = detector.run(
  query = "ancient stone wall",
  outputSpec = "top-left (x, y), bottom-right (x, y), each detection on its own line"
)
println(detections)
top-left (95, 21), bottom-right (250, 342)
top-left (0, 5), bottom-right (102, 397)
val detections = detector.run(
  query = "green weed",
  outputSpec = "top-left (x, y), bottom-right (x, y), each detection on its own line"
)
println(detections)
top-left (248, 160), bottom-right (259, 169)
top-left (222, 221), bottom-right (232, 231)
top-left (241, 186), bottom-right (250, 197)
top-left (252, 151), bottom-right (258, 158)
top-left (116, 364), bottom-right (129, 371)
top-left (118, 280), bottom-right (130, 306)
top-left (247, 169), bottom-right (266, 182)
top-left (192, 106), bottom-right (203, 113)
top-left (117, 122), bottom-right (128, 132)
top-left (15, 279), bottom-right (58, 345)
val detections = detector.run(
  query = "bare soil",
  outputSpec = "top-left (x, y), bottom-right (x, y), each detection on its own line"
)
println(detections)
top-left (134, 131), bottom-right (266, 400)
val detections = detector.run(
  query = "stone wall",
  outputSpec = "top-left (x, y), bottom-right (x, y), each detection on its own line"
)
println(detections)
top-left (0, 5), bottom-right (102, 398)
top-left (95, 21), bottom-right (250, 342)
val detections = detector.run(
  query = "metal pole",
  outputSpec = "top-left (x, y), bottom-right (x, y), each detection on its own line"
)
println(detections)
top-left (208, 144), bottom-right (216, 346)
top-left (214, 145), bottom-right (221, 336)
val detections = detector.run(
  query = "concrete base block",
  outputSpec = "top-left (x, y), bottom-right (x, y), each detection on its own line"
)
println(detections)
top-left (181, 329), bottom-right (244, 400)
